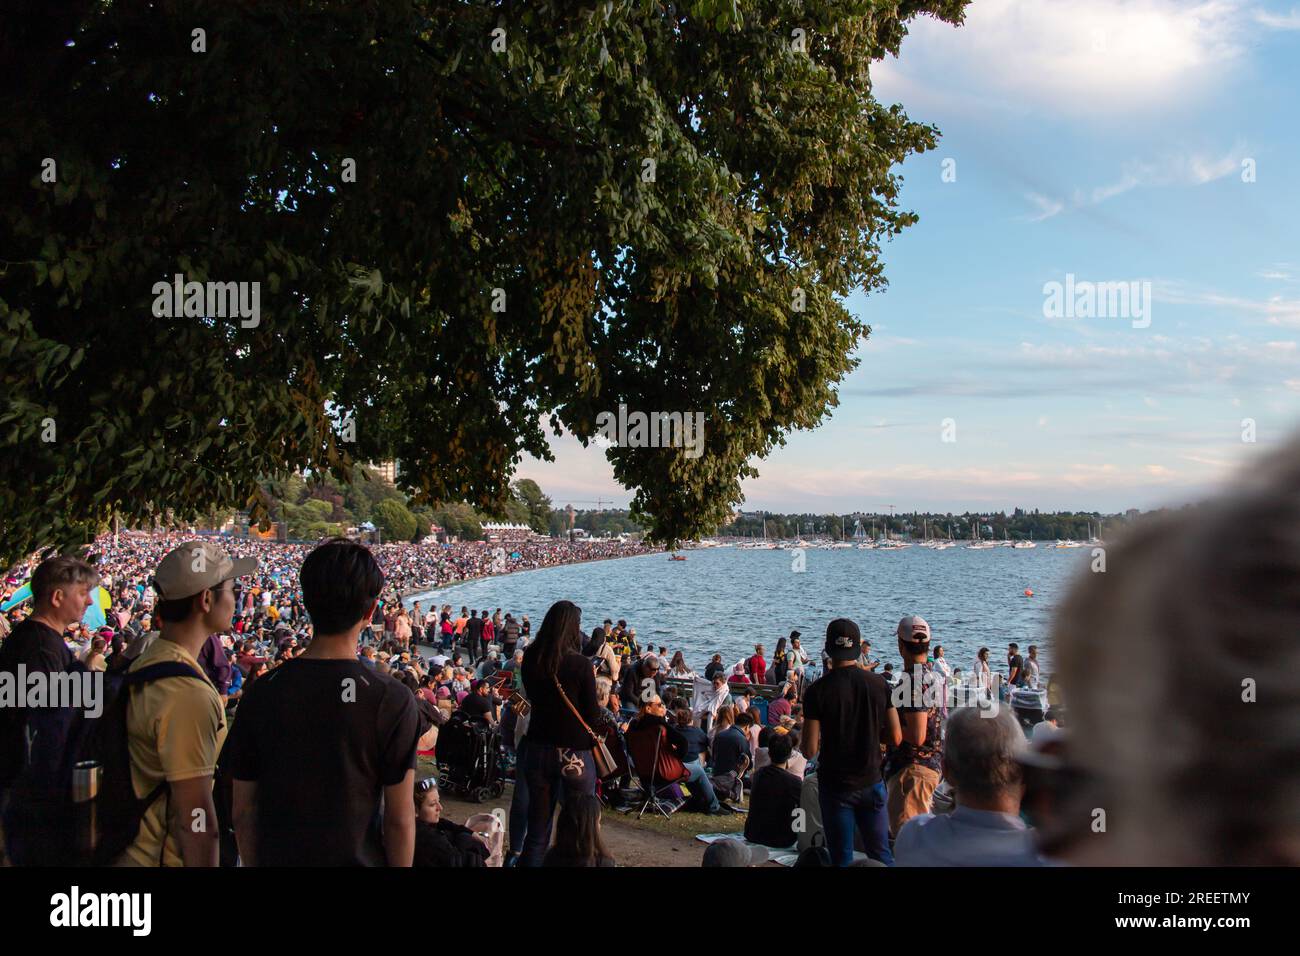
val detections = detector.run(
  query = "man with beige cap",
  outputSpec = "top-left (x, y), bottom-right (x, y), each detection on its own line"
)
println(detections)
top-left (115, 540), bottom-right (254, 867)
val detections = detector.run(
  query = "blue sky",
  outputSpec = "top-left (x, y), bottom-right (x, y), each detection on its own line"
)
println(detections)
top-left (520, 0), bottom-right (1300, 514)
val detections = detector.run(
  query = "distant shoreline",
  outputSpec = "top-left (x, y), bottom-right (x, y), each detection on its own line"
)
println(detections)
top-left (398, 548), bottom-right (663, 607)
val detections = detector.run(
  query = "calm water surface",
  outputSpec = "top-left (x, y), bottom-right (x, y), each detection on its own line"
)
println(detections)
top-left (409, 545), bottom-right (1095, 677)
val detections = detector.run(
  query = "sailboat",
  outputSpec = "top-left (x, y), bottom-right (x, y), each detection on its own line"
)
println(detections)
top-left (755, 518), bottom-right (777, 549)
top-left (933, 523), bottom-right (956, 550)
top-left (1012, 530), bottom-right (1037, 549)
top-left (968, 519), bottom-right (996, 550)
top-left (875, 516), bottom-right (909, 550)
top-left (831, 516), bottom-right (852, 548)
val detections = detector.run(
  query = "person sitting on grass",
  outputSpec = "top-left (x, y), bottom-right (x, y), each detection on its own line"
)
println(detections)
top-left (709, 706), bottom-right (752, 804)
top-left (745, 731), bottom-right (803, 849)
top-left (592, 676), bottom-right (631, 799)
top-left (767, 684), bottom-right (796, 724)
top-left (671, 706), bottom-right (726, 815)
top-left (412, 780), bottom-right (489, 868)
top-left (543, 793), bottom-right (615, 867)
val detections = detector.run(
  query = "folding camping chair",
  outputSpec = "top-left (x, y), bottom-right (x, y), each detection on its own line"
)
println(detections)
top-left (625, 722), bottom-right (689, 820)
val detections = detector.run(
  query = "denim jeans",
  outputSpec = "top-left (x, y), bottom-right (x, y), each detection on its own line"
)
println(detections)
top-left (818, 780), bottom-right (894, 867)
top-left (683, 758), bottom-right (721, 811)
top-left (517, 737), bottom-right (596, 867)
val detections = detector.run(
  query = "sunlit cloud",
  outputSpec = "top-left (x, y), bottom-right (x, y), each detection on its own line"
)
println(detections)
top-left (875, 0), bottom-right (1251, 116)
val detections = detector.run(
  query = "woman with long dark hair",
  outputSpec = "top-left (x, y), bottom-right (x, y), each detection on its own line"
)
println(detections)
top-left (582, 625), bottom-right (620, 679)
top-left (517, 600), bottom-right (605, 866)
top-left (771, 636), bottom-right (790, 684)
top-left (667, 650), bottom-right (695, 680)
top-left (542, 793), bottom-right (614, 867)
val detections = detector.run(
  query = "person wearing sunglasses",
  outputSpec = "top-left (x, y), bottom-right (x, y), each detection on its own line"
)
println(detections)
top-left (412, 779), bottom-right (489, 868)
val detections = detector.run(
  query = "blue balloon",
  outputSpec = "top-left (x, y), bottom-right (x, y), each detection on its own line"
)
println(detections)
top-left (82, 598), bottom-right (107, 629)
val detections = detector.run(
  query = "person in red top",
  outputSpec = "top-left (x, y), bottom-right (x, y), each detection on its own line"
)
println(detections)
top-left (747, 644), bottom-right (768, 685)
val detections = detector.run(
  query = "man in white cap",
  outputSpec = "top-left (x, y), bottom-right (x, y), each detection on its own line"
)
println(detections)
top-left (884, 614), bottom-right (946, 838)
top-left (116, 540), bottom-right (255, 867)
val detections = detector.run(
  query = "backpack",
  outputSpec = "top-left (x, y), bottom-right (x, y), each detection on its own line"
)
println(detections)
top-left (72, 665), bottom-right (209, 868)
top-left (772, 654), bottom-right (789, 685)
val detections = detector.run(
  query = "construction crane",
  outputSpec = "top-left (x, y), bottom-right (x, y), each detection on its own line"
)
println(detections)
top-left (560, 498), bottom-right (630, 541)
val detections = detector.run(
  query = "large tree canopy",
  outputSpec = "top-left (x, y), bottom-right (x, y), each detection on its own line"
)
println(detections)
top-left (0, 0), bottom-right (969, 565)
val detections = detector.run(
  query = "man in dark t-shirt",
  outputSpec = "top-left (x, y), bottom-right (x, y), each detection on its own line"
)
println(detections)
top-left (465, 611), bottom-right (485, 661)
top-left (0, 556), bottom-right (98, 865)
top-left (1007, 644), bottom-right (1025, 689)
top-left (802, 618), bottom-right (902, 866)
top-left (745, 732), bottom-right (803, 848)
top-left (460, 681), bottom-right (496, 725)
top-left (228, 541), bottom-right (418, 866)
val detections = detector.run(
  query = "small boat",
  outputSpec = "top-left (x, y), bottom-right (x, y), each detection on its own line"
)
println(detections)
top-left (669, 554), bottom-right (687, 561)
top-left (968, 519), bottom-right (996, 549)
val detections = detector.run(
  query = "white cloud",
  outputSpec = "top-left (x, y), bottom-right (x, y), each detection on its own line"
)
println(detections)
top-left (876, 0), bottom-right (1251, 115)
top-left (1258, 264), bottom-right (1296, 281)
top-left (1254, 6), bottom-right (1300, 28)
top-left (1154, 280), bottom-right (1300, 326)
top-left (1023, 192), bottom-right (1066, 222)
top-left (1025, 145), bottom-right (1247, 221)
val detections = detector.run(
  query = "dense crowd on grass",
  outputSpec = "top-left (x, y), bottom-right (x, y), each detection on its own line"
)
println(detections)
top-left (3, 428), bottom-right (1296, 869)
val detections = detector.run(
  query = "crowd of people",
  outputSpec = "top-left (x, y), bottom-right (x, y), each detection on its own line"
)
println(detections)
top-left (1, 427), bottom-right (1295, 868)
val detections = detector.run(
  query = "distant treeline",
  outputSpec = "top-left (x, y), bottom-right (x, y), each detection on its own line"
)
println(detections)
top-left (721, 509), bottom-right (1132, 542)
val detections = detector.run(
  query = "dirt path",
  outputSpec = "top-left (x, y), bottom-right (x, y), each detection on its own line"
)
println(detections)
top-left (438, 784), bottom-right (710, 867)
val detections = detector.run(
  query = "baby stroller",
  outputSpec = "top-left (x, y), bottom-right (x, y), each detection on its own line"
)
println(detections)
top-left (436, 711), bottom-right (507, 802)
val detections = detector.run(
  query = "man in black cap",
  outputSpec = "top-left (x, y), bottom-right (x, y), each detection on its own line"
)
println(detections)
top-left (801, 618), bottom-right (902, 866)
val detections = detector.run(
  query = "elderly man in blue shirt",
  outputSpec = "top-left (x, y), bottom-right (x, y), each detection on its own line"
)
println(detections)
top-left (894, 703), bottom-right (1047, 867)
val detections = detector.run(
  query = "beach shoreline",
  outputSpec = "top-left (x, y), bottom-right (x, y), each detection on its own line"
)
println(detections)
top-left (398, 546), bottom-right (664, 607)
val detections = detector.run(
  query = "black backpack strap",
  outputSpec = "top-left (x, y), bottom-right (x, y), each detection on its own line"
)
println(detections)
top-left (124, 660), bottom-right (211, 866)
top-left (126, 661), bottom-right (209, 686)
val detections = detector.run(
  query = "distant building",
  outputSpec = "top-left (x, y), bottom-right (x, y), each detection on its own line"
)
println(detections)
top-left (372, 460), bottom-right (398, 485)
top-left (482, 522), bottom-right (534, 543)
top-left (1126, 508), bottom-right (1140, 521)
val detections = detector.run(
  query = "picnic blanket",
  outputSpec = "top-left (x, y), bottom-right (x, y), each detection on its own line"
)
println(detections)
top-left (694, 833), bottom-right (877, 867)
top-left (693, 832), bottom-right (800, 866)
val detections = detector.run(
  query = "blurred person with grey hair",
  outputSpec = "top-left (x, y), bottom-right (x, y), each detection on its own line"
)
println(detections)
top-left (894, 703), bottom-right (1044, 866)
top-left (1044, 436), bottom-right (1300, 865)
